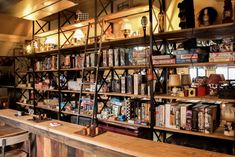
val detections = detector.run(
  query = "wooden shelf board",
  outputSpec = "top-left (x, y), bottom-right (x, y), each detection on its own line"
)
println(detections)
top-left (154, 22), bottom-right (235, 40)
top-left (35, 5), bottom-right (155, 38)
top-left (154, 94), bottom-right (235, 103)
top-left (100, 65), bottom-right (148, 70)
top-left (61, 90), bottom-right (80, 93)
top-left (98, 92), bottom-right (150, 99)
top-left (16, 86), bottom-right (33, 90)
top-left (98, 118), bottom-right (150, 129)
top-left (60, 68), bottom-right (82, 71)
top-left (35, 88), bottom-right (59, 92)
top-left (35, 29), bottom-right (58, 38)
top-left (36, 105), bottom-right (59, 112)
top-left (61, 110), bottom-right (78, 116)
top-left (0, 85), bottom-right (14, 88)
top-left (33, 49), bottom-right (59, 55)
top-left (154, 126), bottom-right (234, 141)
top-left (16, 102), bottom-right (33, 107)
top-left (154, 61), bottom-right (235, 68)
top-left (34, 69), bottom-right (58, 72)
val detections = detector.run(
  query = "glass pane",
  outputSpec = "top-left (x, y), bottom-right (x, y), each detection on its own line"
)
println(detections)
top-left (216, 67), bottom-right (228, 80)
top-left (228, 68), bottom-right (235, 80)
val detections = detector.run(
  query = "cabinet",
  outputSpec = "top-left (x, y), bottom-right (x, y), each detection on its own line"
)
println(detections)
top-left (12, 0), bottom-right (235, 154)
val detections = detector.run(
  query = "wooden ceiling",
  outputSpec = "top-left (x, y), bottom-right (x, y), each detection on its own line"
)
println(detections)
top-left (0, 0), bottom-right (78, 20)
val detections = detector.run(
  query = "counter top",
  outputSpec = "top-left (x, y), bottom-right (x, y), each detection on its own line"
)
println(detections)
top-left (0, 109), bottom-right (233, 157)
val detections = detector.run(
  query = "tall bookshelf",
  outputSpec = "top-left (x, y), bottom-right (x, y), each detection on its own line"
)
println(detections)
top-left (12, 0), bottom-right (235, 154)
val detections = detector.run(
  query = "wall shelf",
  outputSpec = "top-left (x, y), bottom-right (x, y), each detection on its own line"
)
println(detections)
top-left (154, 126), bottom-right (234, 141)
top-left (154, 94), bottom-right (235, 103)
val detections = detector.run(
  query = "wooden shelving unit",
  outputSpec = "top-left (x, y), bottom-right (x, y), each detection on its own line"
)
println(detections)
top-left (11, 1), bottom-right (235, 155)
top-left (98, 118), bottom-right (150, 129)
top-left (154, 94), bottom-right (235, 103)
top-left (34, 88), bottom-right (59, 92)
top-left (15, 86), bottom-right (33, 90)
top-left (154, 61), bottom-right (235, 68)
top-left (154, 126), bottom-right (234, 141)
top-left (0, 85), bottom-right (14, 88)
top-left (16, 102), bottom-right (34, 107)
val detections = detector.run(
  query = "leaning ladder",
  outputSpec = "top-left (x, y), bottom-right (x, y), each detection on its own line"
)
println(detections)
top-left (77, 20), bottom-right (104, 125)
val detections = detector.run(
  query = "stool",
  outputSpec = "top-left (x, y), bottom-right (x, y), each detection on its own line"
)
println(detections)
top-left (0, 132), bottom-right (30, 157)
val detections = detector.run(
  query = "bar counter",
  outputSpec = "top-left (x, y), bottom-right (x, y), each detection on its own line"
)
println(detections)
top-left (0, 109), bottom-right (232, 157)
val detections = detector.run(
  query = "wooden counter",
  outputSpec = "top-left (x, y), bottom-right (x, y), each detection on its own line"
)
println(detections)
top-left (0, 109), bottom-right (233, 157)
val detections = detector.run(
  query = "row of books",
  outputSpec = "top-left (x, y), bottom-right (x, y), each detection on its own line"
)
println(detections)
top-left (155, 102), bottom-right (219, 134)
top-left (102, 48), bottom-right (149, 67)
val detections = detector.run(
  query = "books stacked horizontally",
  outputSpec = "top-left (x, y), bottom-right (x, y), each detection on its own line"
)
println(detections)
top-left (172, 49), bottom-right (208, 64)
top-left (155, 102), bottom-right (220, 134)
top-left (209, 52), bottom-right (235, 62)
top-left (152, 55), bottom-right (175, 65)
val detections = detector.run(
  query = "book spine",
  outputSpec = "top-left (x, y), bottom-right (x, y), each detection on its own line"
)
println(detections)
top-left (165, 104), bottom-right (171, 128)
top-left (192, 109), bottom-right (198, 131)
top-left (152, 55), bottom-right (172, 60)
top-left (114, 48), bottom-right (119, 66)
top-left (120, 48), bottom-right (126, 66)
top-left (180, 105), bottom-right (187, 130)
top-left (198, 108), bottom-right (205, 132)
top-left (121, 76), bottom-right (126, 93)
top-left (176, 58), bottom-right (198, 63)
top-left (103, 50), bottom-right (108, 67)
top-left (134, 74), bottom-right (141, 95)
top-left (108, 49), bottom-right (113, 66)
top-left (204, 107), bottom-right (211, 134)
top-left (209, 52), bottom-right (235, 57)
top-left (175, 106), bottom-right (180, 129)
top-left (152, 58), bottom-right (176, 65)
top-left (126, 75), bottom-right (133, 94)
top-left (185, 110), bottom-right (192, 131)
top-left (176, 54), bottom-right (198, 60)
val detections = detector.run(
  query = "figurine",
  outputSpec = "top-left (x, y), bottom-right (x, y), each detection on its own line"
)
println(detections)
top-left (198, 7), bottom-right (218, 27)
top-left (222, 0), bottom-right (234, 23)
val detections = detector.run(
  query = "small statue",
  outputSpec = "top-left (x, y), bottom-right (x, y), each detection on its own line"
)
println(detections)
top-left (198, 7), bottom-right (218, 27)
top-left (222, 0), bottom-right (234, 23)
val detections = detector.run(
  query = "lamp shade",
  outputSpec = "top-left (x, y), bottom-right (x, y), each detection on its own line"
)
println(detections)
top-left (121, 21), bottom-right (132, 31)
top-left (45, 37), bottom-right (56, 45)
top-left (169, 74), bottom-right (181, 87)
top-left (207, 74), bottom-right (225, 84)
top-left (181, 74), bottom-right (191, 85)
top-left (74, 29), bottom-right (85, 40)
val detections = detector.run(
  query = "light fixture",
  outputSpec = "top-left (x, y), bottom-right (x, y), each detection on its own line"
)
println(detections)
top-left (74, 29), bottom-right (85, 40)
top-left (44, 37), bottom-right (56, 51)
top-left (168, 74), bottom-right (181, 95)
top-left (26, 45), bottom-right (32, 54)
top-left (121, 20), bottom-right (132, 38)
top-left (71, 29), bottom-right (85, 45)
top-left (141, 16), bottom-right (148, 37)
top-left (45, 37), bottom-right (56, 45)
